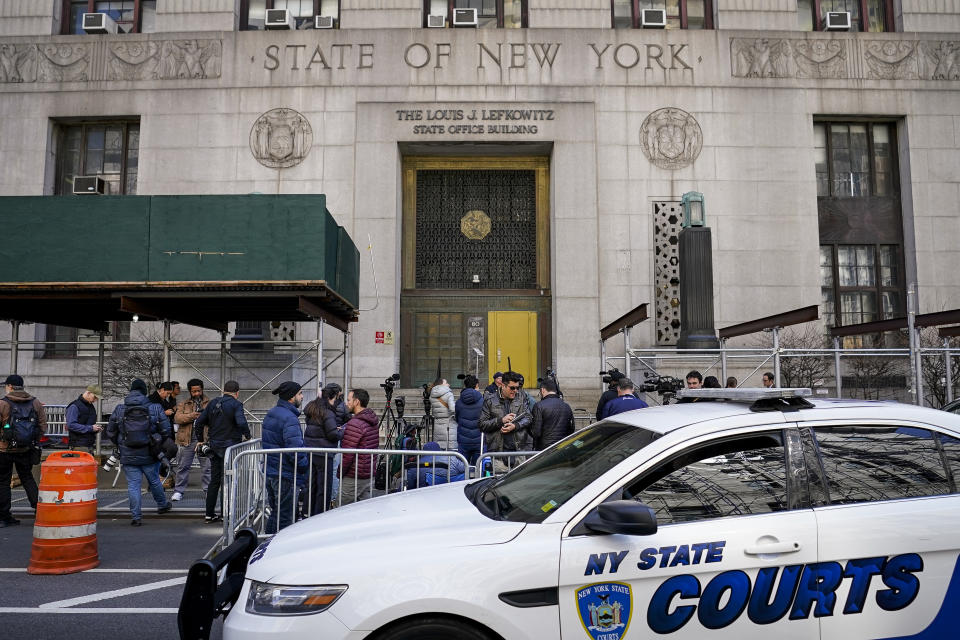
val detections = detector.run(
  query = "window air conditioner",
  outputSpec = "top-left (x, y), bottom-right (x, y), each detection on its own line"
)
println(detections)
top-left (73, 176), bottom-right (106, 195)
top-left (640, 9), bottom-right (667, 28)
top-left (265, 8), bottom-right (295, 30)
top-left (427, 14), bottom-right (446, 28)
top-left (314, 15), bottom-right (335, 28)
top-left (81, 12), bottom-right (118, 34)
top-left (452, 8), bottom-right (478, 27)
top-left (824, 11), bottom-right (851, 30)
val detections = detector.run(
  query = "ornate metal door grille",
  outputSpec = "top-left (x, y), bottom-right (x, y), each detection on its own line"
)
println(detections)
top-left (415, 170), bottom-right (537, 289)
top-left (654, 202), bottom-right (682, 345)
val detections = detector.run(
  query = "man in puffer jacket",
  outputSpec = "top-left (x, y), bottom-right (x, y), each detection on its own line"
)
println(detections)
top-left (428, 378), bottom-right (456, 451)
top-left (339, 388), bottom-right (379, 505)
top-left (455, 375), bottom-right (483, 465)
top-left (105, 379), bottom-right (172, 526)
top-left (262, 381), bottom-right (307, 534)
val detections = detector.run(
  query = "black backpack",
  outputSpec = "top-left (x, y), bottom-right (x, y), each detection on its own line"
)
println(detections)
top-left (3, 399), bottom-right (38, 448)
top-left (120, 405), bottom-right (153, 448)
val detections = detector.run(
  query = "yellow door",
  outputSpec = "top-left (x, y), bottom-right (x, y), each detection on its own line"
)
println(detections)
top-left (488, 311), bottom-right (537, 386)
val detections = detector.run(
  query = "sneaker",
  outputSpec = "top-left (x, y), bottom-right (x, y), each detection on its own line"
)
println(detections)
top-left (157, 503), bottom-right (173, 515)
top-left (204, 515), bottom-right (222, 524)
top-left (0, 517), bottom-right (20, 528)
top-left (171, 492), bottom-right (183, 502)
top-left (131, 519), bottom-right (142, 527)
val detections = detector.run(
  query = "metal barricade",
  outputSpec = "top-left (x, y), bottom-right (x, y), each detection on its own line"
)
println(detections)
top-left (225, 447), bottom-right (469, 544)
top-left (475, 451), bottom-right (539, 477)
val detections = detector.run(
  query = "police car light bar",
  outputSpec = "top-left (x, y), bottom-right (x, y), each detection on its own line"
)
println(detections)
top-left (675, 388), bottom-right (813, 402)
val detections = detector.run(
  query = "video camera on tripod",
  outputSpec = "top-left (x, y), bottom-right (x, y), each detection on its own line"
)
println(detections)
top-left (380, 373), bottom-right (400, 402)
top-left (537, 368), bottom-right (563, 398)
top-left (641, 372), bottom-right (685, 402)
top-left (599, 368), bottom-right (626, 386)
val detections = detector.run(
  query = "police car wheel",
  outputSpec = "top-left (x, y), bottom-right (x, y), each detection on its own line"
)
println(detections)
top-left (373, 616), bottom-right (498, 640)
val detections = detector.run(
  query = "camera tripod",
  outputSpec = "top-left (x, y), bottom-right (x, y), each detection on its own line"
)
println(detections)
top-left (379, 399), bottom-right (408, 449)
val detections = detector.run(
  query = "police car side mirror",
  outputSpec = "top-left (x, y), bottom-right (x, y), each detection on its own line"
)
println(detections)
top-left (575, 500), bottom-right (658, 536)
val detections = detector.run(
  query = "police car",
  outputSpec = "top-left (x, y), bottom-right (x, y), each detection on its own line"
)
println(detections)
top-left (183, 388), bottom-right (960, 640)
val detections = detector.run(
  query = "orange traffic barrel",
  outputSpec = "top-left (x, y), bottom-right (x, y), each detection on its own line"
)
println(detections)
top-left (27, 451), bottom-right (100, 575)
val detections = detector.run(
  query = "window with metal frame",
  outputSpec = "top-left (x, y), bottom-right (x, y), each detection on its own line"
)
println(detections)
top-left (424, 0), bottom-right (527, 28)
top-left (241, 0), bottom-right (341, 29)
top-left (622, 432), bottom-right (789, 525)
top-left (798, 0), bottom-right (895, 31)
top-left (812, 426), bottom-right (953, 504)
top-left (62, 0), bottom-right (156, 34)
top-left (815, 121), bottom-right (903, 330)
top-left (55, 120), bottom-right (140, 197)
top-left (612, 0), bottom-right (712, 29)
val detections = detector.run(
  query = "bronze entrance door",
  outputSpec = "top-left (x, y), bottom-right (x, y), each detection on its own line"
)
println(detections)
top-left (400, 157), bottom-right (551, 387)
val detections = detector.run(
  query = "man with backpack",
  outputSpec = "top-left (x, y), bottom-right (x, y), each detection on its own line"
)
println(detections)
top-left (106, 379), bottom-right (173, 526)
top-left (0, 374), bottom-right (46, 528)
top-left (193, 380), bottom-right (250, 524)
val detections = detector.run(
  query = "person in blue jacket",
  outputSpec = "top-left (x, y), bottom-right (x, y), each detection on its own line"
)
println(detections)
top-left (455, 375), bottom-right (484, 465)
top-left (262, 381), bottom-right (307, 534)
top-left (600, 378), bottom-right (649, 419)
top-left (405, 442), bottom-right (466, 489)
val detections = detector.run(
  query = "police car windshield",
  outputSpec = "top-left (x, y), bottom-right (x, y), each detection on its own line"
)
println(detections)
top-left (478, 422), bottom-right (660, 523)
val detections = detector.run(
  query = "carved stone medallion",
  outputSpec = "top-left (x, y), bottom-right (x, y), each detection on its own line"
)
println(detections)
top-left (249, 108), bottom-right (313, 169)
top-left (639, 107), bottom-right (703, 171)
top-left (460, 209), bottom-right (491, 240)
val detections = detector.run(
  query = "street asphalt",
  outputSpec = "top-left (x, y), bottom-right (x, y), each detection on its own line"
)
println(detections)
top-left (0, 514), bottom-right (225, 640)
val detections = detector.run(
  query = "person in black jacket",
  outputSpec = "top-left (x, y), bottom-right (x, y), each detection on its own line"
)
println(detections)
top-left (595, 370), bottom-right (625, 421)
top-left (322, 382), bottom-right (350, 427)
top-left (455, 375), bottom-right (484, 465)
top-left (531, 379), bottom-right (575, 450)
top-left (194, 381), bottom-right (250, 523)
top-left (65, 384), bottom-right (102, 454)
top-left (303, 386), bottom-right (343, 514)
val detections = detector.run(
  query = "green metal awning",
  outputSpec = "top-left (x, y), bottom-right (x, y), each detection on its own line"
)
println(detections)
top-left (0, 195), bottom-right (360, 332)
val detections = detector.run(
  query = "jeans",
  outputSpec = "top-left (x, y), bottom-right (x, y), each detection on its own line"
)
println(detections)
top-left (309, 453), bottom-right (337, 515)
top-left (0, 450), bottom-right (38, 520)
top-left (205, 448), bottom-right (225, 518)
top-left (174, 440), bottom-right (211, 493)
top-left (265, 476), bottom-right (297, 534)
top-left (458, 446), bottom-right (480, 466)
top-left (123, 462), bottom-right (169, 520)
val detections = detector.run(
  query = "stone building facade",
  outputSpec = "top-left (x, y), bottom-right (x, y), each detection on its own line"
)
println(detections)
top-left (1, 0), bottom-right (958, 403)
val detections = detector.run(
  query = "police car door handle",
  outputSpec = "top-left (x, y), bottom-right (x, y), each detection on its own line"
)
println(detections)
top-left (744, 541), bottom-right (802, 555)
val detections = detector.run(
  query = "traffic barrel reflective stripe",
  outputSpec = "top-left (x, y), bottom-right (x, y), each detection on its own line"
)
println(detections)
top-left (27, 451), bottom-right (100, 575)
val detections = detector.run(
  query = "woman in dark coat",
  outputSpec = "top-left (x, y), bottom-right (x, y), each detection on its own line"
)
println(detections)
top-left (303, 386), bottom-right (342, 514)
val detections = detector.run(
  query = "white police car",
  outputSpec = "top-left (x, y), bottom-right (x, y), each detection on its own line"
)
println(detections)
top-left (184, 388), bottom-right (960, 640)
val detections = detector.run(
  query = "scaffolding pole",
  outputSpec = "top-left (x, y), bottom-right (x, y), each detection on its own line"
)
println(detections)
top-left (219, 330), bottom-right (228, 391)
top-left (623, 327), bottom-right (631, 381)
top-left (316, 319), bottom-right (325, 391)
top-left (162, 320), bottom-right (171, 382)
top-left (10, 320), bottom-right (19, 374)
top-left (907, 283), bottom-right (920, 405)
top-left (945, 337), bottom-right (954, 404)
top-left (343, 329), bottom-right (351, 391)
top-left (720, 337), bottom-right (728, 384)
top-left (772, 326), bottom-right (781, 388)
top-left (834, 337), bottom-right (842, 398)
top-left (600, 340), bottom-right (606, 392)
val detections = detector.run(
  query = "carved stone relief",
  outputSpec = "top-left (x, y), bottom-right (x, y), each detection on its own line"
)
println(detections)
top-left (918, 41), bottom-right (960, 80)
top-left (864, 41), bottom-right (919, 80)
top-left (639, 107), bottom-right (703, 171)
top-left (38, 44), bottom-right (89, 82)
top-left (0, 44), bottom-right (37, 83)
top-left (731, 39), bottom-right (792, 78)
top-left (249, 108), bottom-right (314, 169)
top-left (732, 37), bottom-right (960, 81)
top-left (792, 40), bottom-right (847, 79)
top-left (0, 38), bottom-right (221, 83)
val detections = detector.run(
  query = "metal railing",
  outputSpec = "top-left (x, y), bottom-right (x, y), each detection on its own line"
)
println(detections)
top-left (224, 446), bottom-right (468, 545)
top-left (605, 342), bottom-right (958, 408)
top-left (476, 451), bottom-right (538, 477)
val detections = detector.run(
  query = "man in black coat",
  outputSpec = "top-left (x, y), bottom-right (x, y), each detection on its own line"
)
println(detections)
top-left (531, 379), bottom-right (575, 450)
